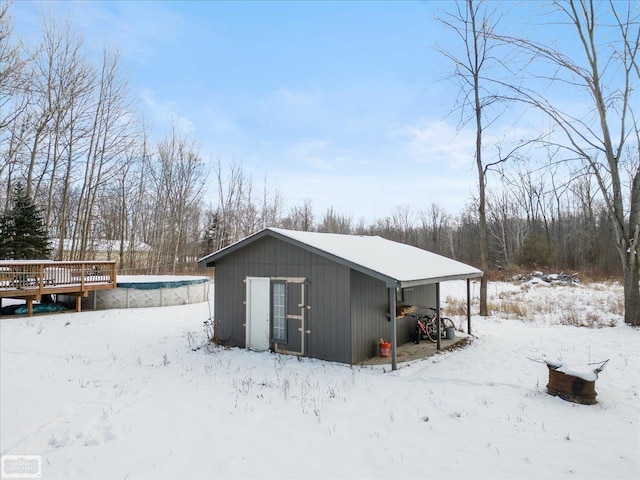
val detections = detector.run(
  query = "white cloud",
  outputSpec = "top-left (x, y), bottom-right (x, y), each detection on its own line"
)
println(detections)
top-left (262, 86), bottom-right (320, 111)
top-left (201, 106), bottom-right (248, 140)
top-left (274, 165), bottom-right (476, 224)
top-left (393, 120), bottom-right (475, 170)
top-left (272, 87), bottom-right (318, 108)
top-left (98, 2), bottom-right (188, 65)
top-left (141, 90), bottom-right (195, 135)
top-left (286, 139), bottom-right (350, 171)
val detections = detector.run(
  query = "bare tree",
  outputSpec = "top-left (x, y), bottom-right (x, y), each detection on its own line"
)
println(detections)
top-left (40, 24), bottom-right (94, 231)
top-left (1, 4), bottom-right (212, 273)
top-left (317, 207), bottom-right (353, 234)
top-left (0, 1), bottom-right (23, 125)
top-left (503, 0), bottom-right (639, 324)
top-left (0, 0), bottom-right (29, 188)
top-left (147, 127), bottom-right (206, 273)
top-left (71, 46), bottom-right (134, 258)
top-left (207, 159), bottom-right (283, 250)
top-left (282, 198), bottom-right (314, 231)
top-left (259, 177), bottom-right (283, 229)
top-left (486, 185), bottom-right (529, 267)
top-left (419, 203), bottom-right (451, 255)
top-left (120, 120), bottom-right (153, 271)
top-left (437, 0), bottom-right (510, 315)
top-left (211, 159), bottom-right (248, 249)
top-left (21, 14), bottom-right (89, 201)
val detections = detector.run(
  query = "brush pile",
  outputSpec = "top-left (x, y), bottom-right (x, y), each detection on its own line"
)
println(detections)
top-left (512, 271), bottom-right (580, 285)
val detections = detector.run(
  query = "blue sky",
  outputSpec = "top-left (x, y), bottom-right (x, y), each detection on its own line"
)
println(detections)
top-left (11, 1), bottom-right (571, 222)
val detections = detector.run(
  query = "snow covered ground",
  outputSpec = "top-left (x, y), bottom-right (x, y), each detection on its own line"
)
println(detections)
top-left (1, 280), bottom-right (638, 479)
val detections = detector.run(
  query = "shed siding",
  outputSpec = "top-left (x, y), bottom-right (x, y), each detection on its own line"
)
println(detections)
top-left (306, 263), bottom-right (351, 363)
top-left (213, 258), bottom-right (246, 347)
top-left (403, 284), bottom-right (437, 312)
top-left (214, 236), bottom-right (352, 363)
top-left (349, 271), bottom-right (389, 363)
top-left (347, 276), bottom-right (438, 363)
top-left (401, 283), bottom-right (437, 340)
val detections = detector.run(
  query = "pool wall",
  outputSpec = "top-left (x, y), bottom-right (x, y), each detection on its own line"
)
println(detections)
top-left (60, 276), bottom-right (210, 310)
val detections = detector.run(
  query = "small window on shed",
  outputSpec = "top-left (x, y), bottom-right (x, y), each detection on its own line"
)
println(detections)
top-left (272, 281), bottom-right (286, 342)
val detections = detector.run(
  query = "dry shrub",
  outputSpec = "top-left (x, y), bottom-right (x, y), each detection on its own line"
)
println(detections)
top-left (583, 311), bottom-right (602, 327)
top-left (561, 310), bottom-right (582, 327)
top-left (504, 301), bottom-right (528, 318)
top-left (443, 296), bottom-right (467, 316)
top-left (609, 293), bottom-right (625, 316)
top-left (497, 287), bottom-right (529, 298)
top-left (487, 299), bottom-right (528, 319)
top-left (486, 265), bottom-right (529, 282)
top-left (577, 268), bottom-right (621, 283)
top-left (560, 309), bottom-right (616, 328)
top-left (443, 277), bottom-right (622, 329)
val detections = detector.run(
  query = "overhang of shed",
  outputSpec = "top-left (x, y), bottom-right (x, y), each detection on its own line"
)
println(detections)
top-left (198, 227), bottom-right (482, 287)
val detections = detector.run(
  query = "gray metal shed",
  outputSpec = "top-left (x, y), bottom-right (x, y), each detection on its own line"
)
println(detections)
top-left (198, 227), bottom-right (482, 369)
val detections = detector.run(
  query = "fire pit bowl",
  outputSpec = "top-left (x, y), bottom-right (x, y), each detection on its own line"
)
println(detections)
top-left (544, 359), bottom-right (608, 405)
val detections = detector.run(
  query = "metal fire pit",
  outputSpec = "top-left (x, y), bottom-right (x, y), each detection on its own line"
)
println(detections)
top-left (544, 359), bottom-right (608, 405)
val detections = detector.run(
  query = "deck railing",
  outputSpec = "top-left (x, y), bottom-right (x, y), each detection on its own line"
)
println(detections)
top-left (0, 260), bottom-right (117, 297)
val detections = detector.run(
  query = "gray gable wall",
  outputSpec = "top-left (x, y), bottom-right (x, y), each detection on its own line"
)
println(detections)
top-left (214, 235), bottom-right (351, 363)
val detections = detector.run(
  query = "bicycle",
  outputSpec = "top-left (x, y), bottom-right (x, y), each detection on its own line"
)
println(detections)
top-left (411, 307), bottom-right (455, 344)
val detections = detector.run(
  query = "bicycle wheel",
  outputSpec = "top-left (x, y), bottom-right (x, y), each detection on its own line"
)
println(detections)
top-left (426, 320), bottom-right (438, 342)
top-left (441, 317), bottom-right (455, 330)
top-left (414, 323), bottom-right (421, 344)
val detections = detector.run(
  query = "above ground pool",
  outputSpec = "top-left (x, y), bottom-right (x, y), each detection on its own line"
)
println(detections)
top-left (82, 275), bottom-right (210, 310)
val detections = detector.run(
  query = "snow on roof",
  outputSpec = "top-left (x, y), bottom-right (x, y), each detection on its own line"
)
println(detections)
top-left (270, 228), bottom-right (482, 286)
top-left (200, 227), bottom-right (482, 287)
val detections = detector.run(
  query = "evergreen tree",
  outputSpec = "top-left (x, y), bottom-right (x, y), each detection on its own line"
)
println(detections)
top-left (0, 183), bottom-right (51, 259)
top-left (0, 212), bottom-right (10, 259)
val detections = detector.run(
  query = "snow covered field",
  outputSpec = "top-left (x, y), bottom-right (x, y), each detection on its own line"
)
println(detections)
top-left (1, 280), bottom-right (638, 479)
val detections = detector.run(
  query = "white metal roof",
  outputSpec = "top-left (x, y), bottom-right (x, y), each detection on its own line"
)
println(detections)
top-left (199, 227), bottom-right (482, 287)
top-left (269, 228), bottom-right (482, 287)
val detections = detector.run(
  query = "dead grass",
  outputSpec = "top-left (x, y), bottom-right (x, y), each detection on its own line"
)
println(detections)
top-left (444, 279), bottom-right (624, 328)
top-left (439, 336), bottom-right (472, 353)
top-left (612, 295), bottom-right (624, 316)
top-left (443, 296), bottom-right (467, 317)
top-left (486, 265), bottom-right (528, 282)
top-left (561, 310), bottom-right (617, 328)
top-left (489, 300), bottom-right (528, 319)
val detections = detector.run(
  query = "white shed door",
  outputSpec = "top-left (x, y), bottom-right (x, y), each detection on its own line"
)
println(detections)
top-left (246, 277), bottom-right (270, 351)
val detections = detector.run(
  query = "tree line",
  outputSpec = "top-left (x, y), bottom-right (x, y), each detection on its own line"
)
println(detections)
top-left (434, 0), bottom-right (638, 325)
top-left (0, 3), bottom-right (206, 274)
top-left (205, 163), bottom-right (619, 277)
top-left (0, 1), bottom-right (637, 324)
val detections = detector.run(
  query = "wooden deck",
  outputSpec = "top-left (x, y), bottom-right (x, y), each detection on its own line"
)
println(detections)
top-left (0, 260), bottom-right (117, 316)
